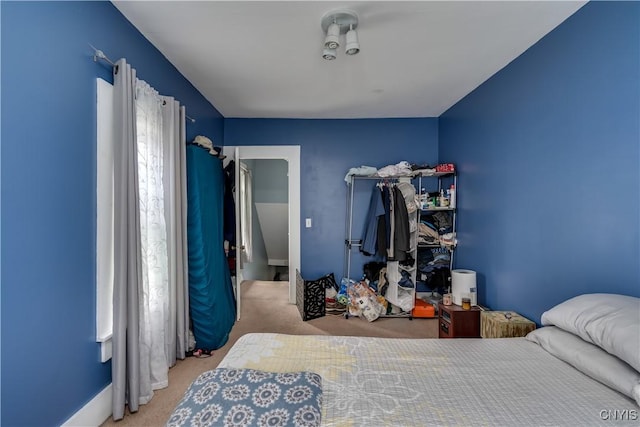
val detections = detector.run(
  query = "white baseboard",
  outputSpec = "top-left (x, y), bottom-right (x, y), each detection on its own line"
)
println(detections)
top-left (62, 383), bottom-right (112, 427)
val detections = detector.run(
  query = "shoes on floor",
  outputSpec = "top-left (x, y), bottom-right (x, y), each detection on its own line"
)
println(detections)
top-left (187, 348), bottom-right (214, 358)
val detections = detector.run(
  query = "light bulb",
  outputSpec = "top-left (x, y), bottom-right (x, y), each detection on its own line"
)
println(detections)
top-left (324, 23), bottom-right (340, 49)
top-left (322, 47), bottom-right (337, 60)
top-left (345, 28), bottom-right (359, 55)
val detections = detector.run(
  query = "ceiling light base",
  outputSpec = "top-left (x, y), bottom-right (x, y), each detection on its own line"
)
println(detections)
top-left (321, 10), bottom-right (358, 35)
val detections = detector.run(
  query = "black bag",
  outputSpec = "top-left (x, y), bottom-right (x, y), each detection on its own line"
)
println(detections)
top-left (426, 267), bottom-right (451, 292)
top-left (363, 261), bottom-right (386, 283)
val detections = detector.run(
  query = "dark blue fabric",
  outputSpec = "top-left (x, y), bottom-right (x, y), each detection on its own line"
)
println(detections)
top-left (382, 186), bottom-right (392, 254)
top-left (361, 187), bottom-right (385, 256)
top-left (223, 160), bottom-right (236, 249)
top-left (186, 145), bottom-right (236, 350)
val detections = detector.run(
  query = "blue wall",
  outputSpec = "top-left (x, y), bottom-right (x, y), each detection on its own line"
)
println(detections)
top-left (0, 2), bottom-right (223, 426)
top-left (439, 1), bottom-right (640, 323)
top-left (224, 118), bottom-right (439, 280)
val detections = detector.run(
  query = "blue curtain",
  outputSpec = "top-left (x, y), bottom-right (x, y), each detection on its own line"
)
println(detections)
top-left (186, 145), bottom-right (236, 350)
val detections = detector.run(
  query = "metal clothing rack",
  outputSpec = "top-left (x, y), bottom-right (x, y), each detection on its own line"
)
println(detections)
top-left (343, 174), bottom-right (416, 319)
top-left (343, 170), bottom-right (459, 319)
top-left (343, 175), bottom-right (405, 280)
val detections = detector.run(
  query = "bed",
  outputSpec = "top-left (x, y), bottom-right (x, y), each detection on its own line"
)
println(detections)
top-left (167, 294), bottom-right (639, 426)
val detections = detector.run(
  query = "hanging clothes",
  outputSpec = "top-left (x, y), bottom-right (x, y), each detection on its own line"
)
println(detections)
top-left (361, 185), bottom-right (385, 256)
top-left (361, 180), bottom-right (415, 262)
top-left (382, 185), bottom-right (394, 258)
top-left (186, 145), bottom-right (236, 351)
top-left (376, 198), bottom-right (388, 258)
top-left (392, 185), bottom-right (410, 262)
top-left (223, 160), bottom-right (236, 274)
top-left (396, 182), bottom-right (418, 251)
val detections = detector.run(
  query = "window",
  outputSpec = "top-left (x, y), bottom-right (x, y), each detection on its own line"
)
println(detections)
top-left (96, 78), bottom-right (114, 362)
top-left (96, 77), bottom-right (179, 365)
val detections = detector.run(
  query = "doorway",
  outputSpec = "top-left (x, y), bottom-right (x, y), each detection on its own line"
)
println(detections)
top-left (222, 146), bottom-right (301, 321)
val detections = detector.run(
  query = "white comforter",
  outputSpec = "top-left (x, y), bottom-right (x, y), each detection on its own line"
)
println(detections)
top-left (217, 333), bottom-right (637, 426)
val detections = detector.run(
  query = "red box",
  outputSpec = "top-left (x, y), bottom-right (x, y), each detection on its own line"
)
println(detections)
top-left (412, 299), bottom-right (436, 318)
top-left (436, 163), bottom-right (455, 173)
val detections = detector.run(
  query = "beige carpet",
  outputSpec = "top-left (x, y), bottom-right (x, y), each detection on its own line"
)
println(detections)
top-left (101, 280), bottom-right (438, 426)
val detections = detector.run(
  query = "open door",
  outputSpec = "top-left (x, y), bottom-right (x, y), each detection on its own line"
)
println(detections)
top-left (225, 145), bottom-right (301, 322)
top-left (235, 156), bottom-right (255, 320)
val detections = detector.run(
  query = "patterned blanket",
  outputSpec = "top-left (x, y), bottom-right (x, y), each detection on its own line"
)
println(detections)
top-left (167, 368), bottom-right (322, 427)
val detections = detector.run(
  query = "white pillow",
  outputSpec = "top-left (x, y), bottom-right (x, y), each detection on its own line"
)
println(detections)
top-left (526, 326), bottom-right (640, 406)
top-left (541, 293), bottom-right (640, 373)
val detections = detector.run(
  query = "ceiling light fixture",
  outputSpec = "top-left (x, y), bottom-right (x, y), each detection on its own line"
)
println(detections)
top-left (320, 9), bottom-right (359, 60)
top-left (345, 24), bottom-right (360, 55)
top-left (324, 22), bottom-right (340, 49)
top-left (322, 47), bottom-right (337, 60)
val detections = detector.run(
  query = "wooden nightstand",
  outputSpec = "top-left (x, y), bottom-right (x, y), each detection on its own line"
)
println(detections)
top-left (438, 303), bottom-right (481, 338)
top-left (480, 311), bottom-right (536, 338)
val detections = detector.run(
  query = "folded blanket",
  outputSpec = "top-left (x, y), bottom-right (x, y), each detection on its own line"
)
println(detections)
top-left (166, 368), bottom-right (322, 427)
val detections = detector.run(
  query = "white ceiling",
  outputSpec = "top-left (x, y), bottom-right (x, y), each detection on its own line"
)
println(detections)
top-left (113, 1), bottom-right (586, 119)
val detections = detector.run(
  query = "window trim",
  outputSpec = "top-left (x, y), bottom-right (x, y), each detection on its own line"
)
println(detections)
top-left (96, 78), bottom-right (114, 362)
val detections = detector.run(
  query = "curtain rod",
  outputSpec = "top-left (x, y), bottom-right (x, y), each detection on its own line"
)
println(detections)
top-left (90, 44), bottom-right (196, 123)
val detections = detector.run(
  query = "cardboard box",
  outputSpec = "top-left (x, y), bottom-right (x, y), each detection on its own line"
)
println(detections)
top-left (480, 311), bottom-right (536, 338)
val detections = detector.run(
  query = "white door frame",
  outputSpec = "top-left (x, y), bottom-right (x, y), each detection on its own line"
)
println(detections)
top-left (223, 145), bottom-right (300, 321)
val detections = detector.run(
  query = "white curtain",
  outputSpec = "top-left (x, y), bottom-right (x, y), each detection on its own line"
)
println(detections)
top-left (135, 80), bottom-right (170, 395)
top-left (112, 64), bottom-right (189, 420)
top-left (240, 163), bottom-right (253, 262)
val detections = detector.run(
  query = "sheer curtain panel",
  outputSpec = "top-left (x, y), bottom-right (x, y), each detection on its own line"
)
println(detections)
top-left (111, 61), bottom-right (189, 421)
top-left (240, 164), bottom-right (253, 263)
top-left (136, 80), bottom-right (170, 395)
